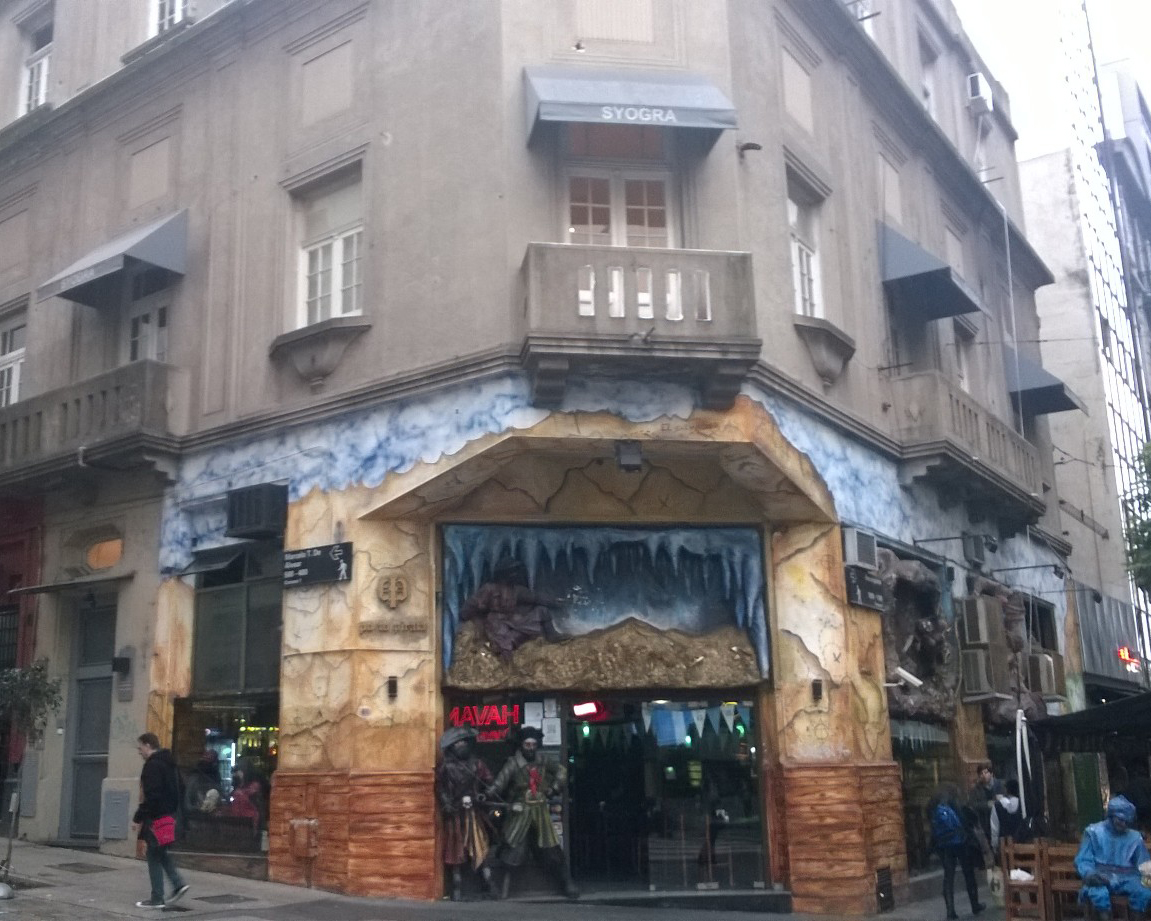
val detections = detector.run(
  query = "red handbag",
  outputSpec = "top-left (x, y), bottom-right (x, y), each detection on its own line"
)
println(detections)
top-left (151, 815), bottom-right (176, 847)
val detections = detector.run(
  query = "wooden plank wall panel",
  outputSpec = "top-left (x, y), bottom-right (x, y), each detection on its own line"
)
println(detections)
top-left (345, 772), bottom-right (437, 900)
top-left (783, 762), bottom-right (905, 916)
top-left (269, 771), bottom-right (437, 899)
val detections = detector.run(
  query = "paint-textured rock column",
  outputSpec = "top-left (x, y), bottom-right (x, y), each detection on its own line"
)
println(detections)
top-left (269, 484), bottom-right (438, 899)
top-left (770, 523), bottom-right (905, 915)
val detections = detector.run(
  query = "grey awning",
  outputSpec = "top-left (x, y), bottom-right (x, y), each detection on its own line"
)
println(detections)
top-left (179, 545), bottom-right (244, 576)
top-left (37, 210), bottom-right (188, 306)
top-left (879, 222), bottom-right (985, 320)
top-left (1003, 347), bottom-right (1087, 415)
top-left (524, 67), bottom-right (737, 141)
top-left (7, 571), bottom-right (135, 597)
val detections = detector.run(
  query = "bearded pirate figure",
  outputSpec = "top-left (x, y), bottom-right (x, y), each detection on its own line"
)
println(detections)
top-left (487, 726), bottom-right (579, 900)
top-left (435, 727), bottom-right (498, 900)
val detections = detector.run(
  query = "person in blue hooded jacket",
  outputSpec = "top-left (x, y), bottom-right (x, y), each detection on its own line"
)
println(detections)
top-left (1075, 795), bottom-right (1151, 920)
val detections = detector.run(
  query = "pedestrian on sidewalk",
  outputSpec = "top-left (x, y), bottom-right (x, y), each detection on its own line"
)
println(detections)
top-left (132, 732), bottom-right (189, 909)
top-left (930, 784), bottom-right (986, 920)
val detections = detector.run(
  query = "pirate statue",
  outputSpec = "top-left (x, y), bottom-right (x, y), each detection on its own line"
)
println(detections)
top-left (459, 557), bottom-right (566, 660)
top-left (435, 727), bottom-right (498, 900)
top-left (487, 726), bottom-right (579, 900)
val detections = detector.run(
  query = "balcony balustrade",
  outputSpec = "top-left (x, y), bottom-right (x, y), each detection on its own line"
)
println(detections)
top-left (520, 243), bottom-right (761, 408)
top-left (889, 371), bottom-right (1044, 527)
top-left (0, 360), bottom-right (175, 488)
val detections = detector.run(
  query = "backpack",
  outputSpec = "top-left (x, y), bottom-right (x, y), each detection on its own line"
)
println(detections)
top-left (931, 802), bottom-right (966, 849)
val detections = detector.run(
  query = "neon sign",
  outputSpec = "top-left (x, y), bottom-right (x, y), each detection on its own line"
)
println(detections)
top-left (1118, 646), bottom-right (1142, 673)
top-left (448, 703), bottom-right (521, 742)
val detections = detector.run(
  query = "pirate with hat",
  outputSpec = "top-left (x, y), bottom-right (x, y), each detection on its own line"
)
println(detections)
top-left (459, 556), bottom-right (567, 660)
top-left (486, 725), bottom-right (579, 899)
top-left (436, 726), bottom-right (499, 900)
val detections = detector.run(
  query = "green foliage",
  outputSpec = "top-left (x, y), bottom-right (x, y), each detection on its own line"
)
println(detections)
top-left (0, 660), bottom-right (62, 744)
top-left (1126, 445), bottom-right (1151, 595)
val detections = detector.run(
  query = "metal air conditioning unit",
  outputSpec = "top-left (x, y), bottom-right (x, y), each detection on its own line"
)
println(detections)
top-left (967, 72), bottom-right (993, 116)
top-left (959, 596), bottom-right (994, 647)
top-left (961, 649), bottom-right (994, 696)
top-left (225, 483), bottom-right (288, 539)
top-left (1028, 652), bottom-right (1059, 696)
top-left (843, 527), bottom-right (879, 571)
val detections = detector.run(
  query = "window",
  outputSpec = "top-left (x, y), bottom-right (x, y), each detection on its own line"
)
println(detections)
top-left (787, 173), bottom-right (823, 318)
top-left (953, 320), bottom-right (974, 393)
top-left (0, 606), bottom-right (17, 669)
top-left (879, 153), bottom-right (901, 223)
top-left (945, 226), bottom-right (966, 279)
top-left (0, 311), bottom-right (25, 407)
top-left (565, 124), bottom-right (673, 249)
top-left (150, 0), bottom-right (187, 36)
top-left (294, 171), bottom-right (363, 328)
top-left (193, 542), bottom-right (283, 694)
top-left (122, 270), bottom-right (170, 363)
top-left (918, 34), bottom-right (939, 120)
top-left (18, 17), bottom-right (52, 116)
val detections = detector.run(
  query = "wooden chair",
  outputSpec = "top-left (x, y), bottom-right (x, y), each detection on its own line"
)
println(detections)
top-left (1044, 842), bottom-right (1136, 921)
top-left (1002, 839), bottom-right (1048, 921)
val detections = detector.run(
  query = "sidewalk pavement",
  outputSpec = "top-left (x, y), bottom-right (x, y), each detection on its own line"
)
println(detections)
top-left (0, 839), bottom-right (1007, 921)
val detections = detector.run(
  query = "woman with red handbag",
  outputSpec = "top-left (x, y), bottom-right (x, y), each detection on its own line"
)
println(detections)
top-left (132, 732), bottom-right (189, 909)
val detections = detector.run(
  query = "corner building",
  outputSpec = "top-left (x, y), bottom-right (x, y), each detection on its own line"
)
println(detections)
top-left (0, 0), bottom-right (1080, 913)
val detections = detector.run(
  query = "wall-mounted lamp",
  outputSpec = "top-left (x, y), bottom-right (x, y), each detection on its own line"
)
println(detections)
top-left (811, 678), bottom-right (823, 703)
top-left (615, 440), bottom-right (643, 473)
top-left (737, 141), bottom-right (763, 159)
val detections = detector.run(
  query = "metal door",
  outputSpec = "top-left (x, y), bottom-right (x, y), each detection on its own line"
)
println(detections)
top-left (68, 604), bottom-right (115, 839)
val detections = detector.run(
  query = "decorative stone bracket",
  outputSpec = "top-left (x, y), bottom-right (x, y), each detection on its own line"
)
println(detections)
top-left (793, 315), bottom-right (856, 389)
top-left (270, 317), bottom-right (371, 391)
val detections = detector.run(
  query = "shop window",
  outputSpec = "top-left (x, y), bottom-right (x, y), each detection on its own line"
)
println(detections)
top-left (86, 537), bottom-right (123, 571)
top-left (192, 542), bottom-right (283, 694)
top-left (293, 168), bottom-right (363, 328)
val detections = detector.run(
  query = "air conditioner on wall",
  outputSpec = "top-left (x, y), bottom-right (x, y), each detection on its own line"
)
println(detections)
top-left (959, 597), bottom-right (990, 647)
top-left (843, 527), bottom-right (879, 571)
top-left (225, 483), bottom-right (288, 539)
top-left (1028, 652), bottom-right (1059, 696)
top-left (967, 72), bottom-right (993, 116)
top-left (962, 649), bottom-right (994, 696)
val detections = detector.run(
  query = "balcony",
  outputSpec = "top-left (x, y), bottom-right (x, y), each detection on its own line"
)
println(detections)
top-left (0, 361), bottom-right (178, 491)
top-left (520, 243), bottom-right (761, 408)
top-left (889, 371), bottom-right (1045, 530)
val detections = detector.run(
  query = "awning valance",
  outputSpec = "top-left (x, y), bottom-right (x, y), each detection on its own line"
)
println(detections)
top-left (1033, 690), bottom-right (1151, 755)
top-left (879, 222), bottom-right (985, 321)
top-left (37, 210), bottom-right (188, 306)
top-left (524, 67), bottom-right (737, 141)
top-left (7, 571), bottom-right (134, 597)
top-left (179, 545), bottom-right (244, 577)
top-left (1003, 346), bottom-right (1087, 415)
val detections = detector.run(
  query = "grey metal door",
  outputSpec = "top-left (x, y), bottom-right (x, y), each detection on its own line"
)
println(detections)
top-left (69, 605), bottom-right (115, 839)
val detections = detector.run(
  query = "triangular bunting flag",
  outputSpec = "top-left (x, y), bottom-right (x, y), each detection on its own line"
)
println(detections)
top-left (692, 709), bottom-right (707, 737)
top-left (671, 709), bottom-right (687, 742)
top-left (721, 703), bottom-right (736, 730)
top-left (706, 707), bottom-right (721, 734)
top-left (642, 702), bottom-right (653, 732)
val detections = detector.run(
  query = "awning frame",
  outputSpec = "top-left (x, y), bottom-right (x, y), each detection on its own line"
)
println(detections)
top-left (1002, 346), bottom-right (1087, 416)
top-left (37, 210), bottom-right (188, 306)
top-left (524, 66), bottom-right (737, 143)
top-left (8, 571), bottom-right (135, 597)
top-left (879, 222), bottom-right (986, 321)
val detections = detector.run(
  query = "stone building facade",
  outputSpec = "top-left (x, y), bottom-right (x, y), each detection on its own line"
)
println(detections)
top-left (0, 0), bottom-right (1080, 913)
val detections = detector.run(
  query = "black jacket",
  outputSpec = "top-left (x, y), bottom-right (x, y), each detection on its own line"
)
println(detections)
top-left (133, 748), bottom-right (181, 825)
